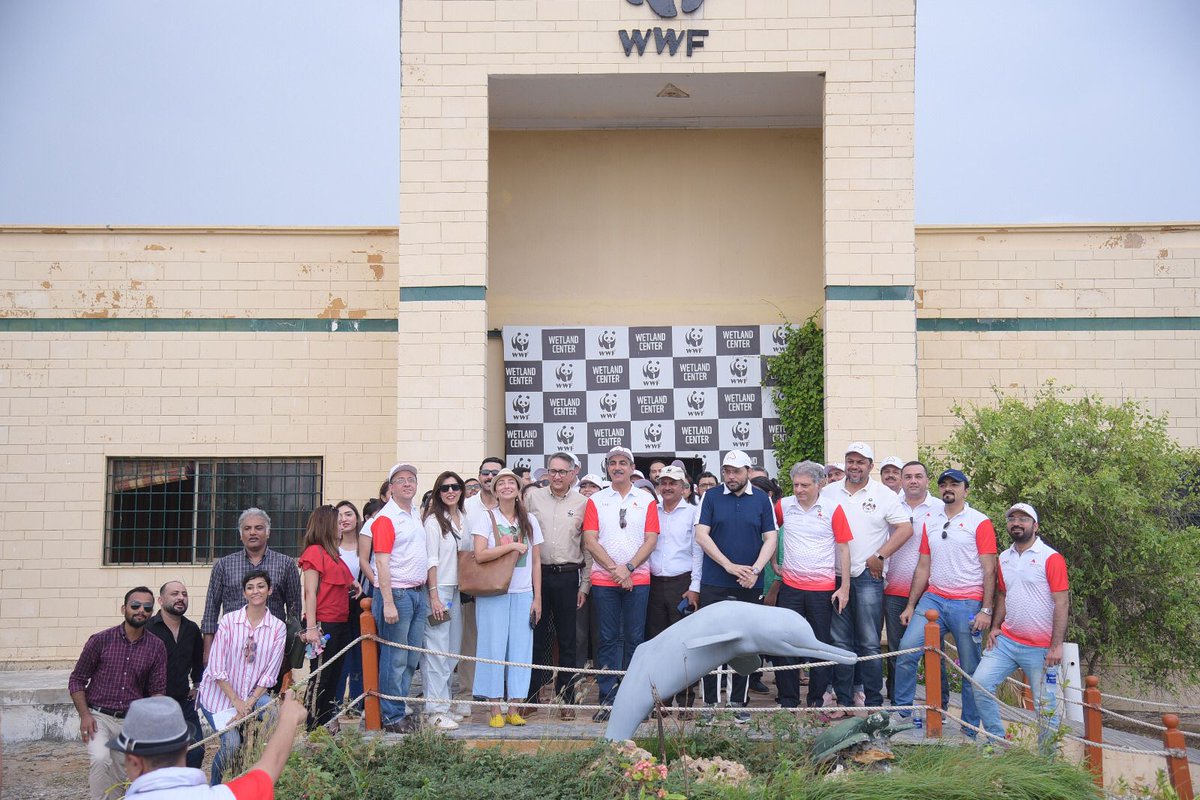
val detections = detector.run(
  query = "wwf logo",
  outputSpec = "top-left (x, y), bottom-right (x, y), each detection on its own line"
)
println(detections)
top-left (511, 394), bottom-right (531, 415)
top-left (511, 331), bottom-right (530, 352)
top-left (643, 360), bottom-right (661, 381)
top-left (514, 457), bottom-right (532, 471)
top-left (687, 390), bottom-right (705, 412)
top-left (598, 329), bottom-right (618, 352)
top-left (732, 420), bottom-right (751, 444)
top-left (730, 357), bottom-right (749, 378)
top-left (644, 423), bottom-right (663, 444)
top-left (555, 363), bottom-right (574, 383)
top-left (556, 426), bottom-right (575, 447)
top-left (772, 326), bottom-right (787, 348)
top-left (600, 393), bottom-right (619, 413)
top-left (685, 327), bottom-right (704, 349)
top-left (627, 0), bottom-right (704, 18)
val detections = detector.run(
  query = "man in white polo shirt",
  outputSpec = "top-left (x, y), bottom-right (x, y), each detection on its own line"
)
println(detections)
top-left (892, 469), bottom-right (998, 736)
top-left (974, 503), bottom-right (1069, 749)
top-left (820, 442), bottom-right (912, 709)
top-left (879, 456), bottom-right (905, 495)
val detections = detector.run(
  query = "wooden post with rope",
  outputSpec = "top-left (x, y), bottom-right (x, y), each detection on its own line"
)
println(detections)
top-left (360, 596), bottom-right (382, 731)
top-left (1162, 714), bottom-right (1194, 800)
top-left (923, 609), bottom-right (943, 739)
top-left (1083, 675), bottom-right (1103, 786)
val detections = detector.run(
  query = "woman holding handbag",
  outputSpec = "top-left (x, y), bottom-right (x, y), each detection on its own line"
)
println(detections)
top-left (470, 468), bottom-right (543, 728)
top-left (421, 470), bottom-right (468, 730)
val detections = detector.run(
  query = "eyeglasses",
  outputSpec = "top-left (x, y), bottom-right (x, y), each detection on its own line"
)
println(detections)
top-left (243, 634), bottom-right (257, 664)
top-left (391, 476), bottom-right (417, 485)
top-left (439, 484), bottom-right (463, 493)
top-left (547, 468), bottom-right (571, 477)
top-left (127, 601), bottom-right (153, 611)
top-left (941, 520), bottom-right (951, 540)
top-left (480, 469), bottom-right (500, 476)
top-left (619, 508), bottom-right (627, 529)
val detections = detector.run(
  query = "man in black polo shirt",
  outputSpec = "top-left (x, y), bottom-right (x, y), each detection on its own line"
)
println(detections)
top-left (146, 580), bottom-right (205, 769)
top-left (693, 450), bottom-right (778, 721)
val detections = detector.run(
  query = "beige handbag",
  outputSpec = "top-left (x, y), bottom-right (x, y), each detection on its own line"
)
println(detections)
top-left (457, 510), bottom-right (521, 597)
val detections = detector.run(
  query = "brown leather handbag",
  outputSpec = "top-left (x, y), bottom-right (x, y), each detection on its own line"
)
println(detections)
top-left (457, 510), bottom-right (521, 597)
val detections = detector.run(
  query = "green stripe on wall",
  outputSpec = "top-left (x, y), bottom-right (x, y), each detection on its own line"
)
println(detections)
top-left (826, 285), bottom-right (915, 302)
top-left (917, 317), bottom-right (1200, 333)
top-left (400, 286), bottom-right (486, 302)
top-left (0, 317), bottom-right (399, 333)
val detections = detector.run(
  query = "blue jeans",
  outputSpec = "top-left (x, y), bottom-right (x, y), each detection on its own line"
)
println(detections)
top-left (473, 590), bottom-right (533, 700)
top-left (884, 593), bottom-right (948, 708)
top-left (201, 694), bottom-right (270, 785)
top-left (974, 633), bottom-right (1060, 750)
top-left (336, 605), bottom-right (364, 711)
top-left (893, 592), bottom-right (983, 734)
top-left (373, 585), bottom-right (428, 725)
top-left (592, 584), bottom-right (650, 703)
top-left (830, 571), bottom-right (885, 706)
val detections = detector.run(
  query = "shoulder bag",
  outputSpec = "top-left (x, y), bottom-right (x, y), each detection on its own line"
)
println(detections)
top-left (457, 510), bottom-right (521, 597)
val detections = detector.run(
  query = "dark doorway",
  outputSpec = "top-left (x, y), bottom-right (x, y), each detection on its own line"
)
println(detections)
top-left (632, 455), bottom-right (705, 484)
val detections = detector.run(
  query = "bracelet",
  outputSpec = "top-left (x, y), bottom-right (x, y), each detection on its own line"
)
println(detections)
top-left (305, 625), bottom-right (321, 631)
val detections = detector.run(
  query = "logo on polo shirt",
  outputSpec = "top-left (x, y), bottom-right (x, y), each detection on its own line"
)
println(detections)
top-left (627, 0), bottom-right (704, 18)
top-left (598, 329), bottom-right (618, 354)
top-left (862, 499), bottom-right (877, 514)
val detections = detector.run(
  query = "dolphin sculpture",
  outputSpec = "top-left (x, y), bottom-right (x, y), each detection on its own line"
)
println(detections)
top-left (604, 601), bottom-right (858, 741)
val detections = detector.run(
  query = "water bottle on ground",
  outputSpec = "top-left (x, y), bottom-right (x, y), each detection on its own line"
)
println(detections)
top-left (913, 709), bottom-right (923, 729)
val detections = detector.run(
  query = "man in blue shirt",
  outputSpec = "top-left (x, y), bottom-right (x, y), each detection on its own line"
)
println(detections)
top-left (693, 450), bottom-right (779, 721)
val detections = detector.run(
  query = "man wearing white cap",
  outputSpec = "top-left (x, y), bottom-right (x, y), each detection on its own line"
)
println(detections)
top-left (372, 462), bottom-right (430, 733)
top-left (693, 450), bottom-right (779, 720)
top-left (973, 503), bottom-right (1069, 749)
top-left (577, 474), bottom-right (603, 497)
top-left (646, 465), bottom-right (702, 641)
top-left (879, 456), bottom-right (904, 495)
top-left (824, 463), bottom-right (845, 485)
top-left (820, 442), bottom-right (913, 709)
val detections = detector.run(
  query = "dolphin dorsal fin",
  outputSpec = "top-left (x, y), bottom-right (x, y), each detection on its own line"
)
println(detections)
top-left (684, 632), bottom-right (739, 650)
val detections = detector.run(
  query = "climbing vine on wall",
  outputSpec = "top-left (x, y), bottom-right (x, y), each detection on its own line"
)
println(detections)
top-left (766, 313), bottom-right (824, 475)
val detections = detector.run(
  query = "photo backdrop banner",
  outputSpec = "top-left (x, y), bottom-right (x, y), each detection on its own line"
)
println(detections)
top-left (503, 325), bottom-right (788, 479)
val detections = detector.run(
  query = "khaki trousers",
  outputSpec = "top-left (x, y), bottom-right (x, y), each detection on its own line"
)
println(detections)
top-left (86, 710), bottom-right (127, 799)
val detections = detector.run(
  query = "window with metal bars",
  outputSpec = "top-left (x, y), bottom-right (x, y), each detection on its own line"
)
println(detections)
top-left (104, 457), bottom-right (323, 565)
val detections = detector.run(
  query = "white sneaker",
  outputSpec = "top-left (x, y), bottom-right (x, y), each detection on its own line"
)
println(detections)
top-left (453, 702), bottom-right (473, 718)
top-left (429, 713), bottom-right (460, 730)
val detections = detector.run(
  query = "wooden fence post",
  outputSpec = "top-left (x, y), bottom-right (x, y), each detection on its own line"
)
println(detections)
top-left (1163, 714), bottom-right (1194, 800)
top-left (359, 597), bottom-right (382, 731)
top-left (1083, 675), bottom-right (1103, 787)
top-left (923, 609), bottom-right (943, 739)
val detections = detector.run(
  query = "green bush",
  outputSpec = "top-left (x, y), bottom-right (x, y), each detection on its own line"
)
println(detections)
top-left (766, 314), bottom-right (824, 473)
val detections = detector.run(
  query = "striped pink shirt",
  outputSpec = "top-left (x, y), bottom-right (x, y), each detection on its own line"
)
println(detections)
top-left (196, 607), bottom-right (287, 715)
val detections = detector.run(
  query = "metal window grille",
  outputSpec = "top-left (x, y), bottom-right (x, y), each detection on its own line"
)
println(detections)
top-left (104, 457), bottom-right (323, 565)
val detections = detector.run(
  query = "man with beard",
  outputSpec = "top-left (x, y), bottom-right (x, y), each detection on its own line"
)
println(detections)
top-left (69, 586), bottom-right (168, 799)
top-left (145, 581), bottom-right (205, 769)
top-left (973, 503), bottom-right (1069, 749)
top-left (892, 469), bottom-right (998, 736)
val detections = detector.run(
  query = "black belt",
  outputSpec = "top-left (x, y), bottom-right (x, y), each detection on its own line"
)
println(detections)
top-left (89, 705), bottom-right (126, 719)
top-left (542, 562), bottom-right (583, 574)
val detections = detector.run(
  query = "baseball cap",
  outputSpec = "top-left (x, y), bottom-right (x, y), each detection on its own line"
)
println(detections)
top-left (880, 456), bottom-right (905, 471)
top-left (824, 462), bottom-right (845, 475)
top-left (605, 445), bottom-right (635, 463)
top-left (846, 442), bottom-right (874, 461)
top-left (658, 465), bottom-right (687, 483)
top-left (937, 468), bottom-right (969, 487)
top-left (1006, 502), bottom-right (1039, 523)
top-left (388, 462), bottom-right (418, 481)
top-left (722, 450), bottom-right (753, 469)
top-left (532, 467), bottom-right (547, 482)
top-left (106, 697), bottom-right (191, 756)
top-left (633, 478), bottom-right (657, 493)
top-left (578, 473), bottom-right (604, 488)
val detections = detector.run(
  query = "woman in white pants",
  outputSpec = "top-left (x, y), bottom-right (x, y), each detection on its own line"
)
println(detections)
top-left (421, 470), bottom-right (468, 729)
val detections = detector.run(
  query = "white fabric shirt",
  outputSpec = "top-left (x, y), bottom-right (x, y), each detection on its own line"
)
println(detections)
top-left (424, 512), bottom-right (466, 587)
top-left (583, 486), bottom-right (659, 587)
top-left (998, 536), bottom-right (1069, 648)
top-left (471, 508), bottom-right (544, 594)
top-left (885, 492), bottom-right (944, 598)
top-left (919, 503), bottom-right (998, 601)
top-left (371, 498), bottom-right (430, 589)
top-left (196, 608), bottom-right (286, 715)
top-left (650, 499), bottom-right (702, 592)
top-left (820, 478), bottom-right (909, 577)
top-left (338, 545), bottom-right (360, 584)
top-left (778, 495), bottom-right (853, 591)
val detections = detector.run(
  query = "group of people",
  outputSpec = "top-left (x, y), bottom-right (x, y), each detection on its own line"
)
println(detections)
top-left (69, 443), bottom-right (1070, 798)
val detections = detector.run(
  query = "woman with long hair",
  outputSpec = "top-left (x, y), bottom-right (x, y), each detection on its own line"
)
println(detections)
top-left (471, 468), bottom-right (543, 728)
top-left (421, 470), bottom-right (468, 729)
top-left (298, 505), bottom-right (361, 731)
top-left (334, 500), bottom-right (365, 714)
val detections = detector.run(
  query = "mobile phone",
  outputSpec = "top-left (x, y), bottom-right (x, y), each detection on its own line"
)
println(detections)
top-left (529, 609), bottom-right (538, 629)
top-left (677, 598), bottom-right (694, 617)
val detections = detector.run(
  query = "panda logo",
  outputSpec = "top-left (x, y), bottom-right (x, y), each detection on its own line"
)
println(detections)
top-left (626, 0), bottom-right (705, 19)
top-left (512, 394), bottom-right (531, 415)
top-left (642, 360), bottom-right (661, 381)
top-left (685, 327), bottom-right (705, 349)
top-left (730, 357), bottom-right (749, 378)
top-left (555, 363), bottom-right (574, 383)
top-left (557, 426), bottom-right (575, 447)
top-left (600, 393), bottom-right (618, 413)
top-left (514, 457), bottom-right (532, 470)
top-left (687, 391), bottom-right (705, 412)
top-left (511, 331), bottom-right (530, 352)
top-left (772, 326), bottom-right (788, 348)
top-left (732, 421), bottom-right (752, 444)
top-left (644, 423), bottom-right (663, 444)
top-left (598, 329), bottom-right (618, 352)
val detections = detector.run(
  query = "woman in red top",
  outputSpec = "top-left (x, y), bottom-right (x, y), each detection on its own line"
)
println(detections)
top-left (298, 505), bottom-right (361, 731)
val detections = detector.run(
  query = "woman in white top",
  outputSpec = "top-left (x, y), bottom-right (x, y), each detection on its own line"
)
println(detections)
top-left (334, 500), bottom-right (365, 716)
top-left (421, 470), bottom-right (468, 730)
top-left (471, 468), bottom-right (543, 728)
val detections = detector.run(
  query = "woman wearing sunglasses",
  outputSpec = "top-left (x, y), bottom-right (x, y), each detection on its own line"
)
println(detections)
top-left (421, 470), bottom-right (469, 730)
top-left (195, 570), bottom-right (286, 785)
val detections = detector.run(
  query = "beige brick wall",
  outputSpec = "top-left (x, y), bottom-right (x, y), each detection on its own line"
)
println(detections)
top-left (0, 228), bottom-right (400, 664)
top-left (916, 224), bottom-right (1200, 448)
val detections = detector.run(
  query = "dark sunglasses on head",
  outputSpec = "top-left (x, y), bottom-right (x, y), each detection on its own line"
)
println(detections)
top-left (127, 601), bottom-right (154, 611)
top-left (439, 483), bottom-right (464, 493)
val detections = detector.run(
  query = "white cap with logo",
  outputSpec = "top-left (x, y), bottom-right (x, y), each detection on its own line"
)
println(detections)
top-left (722, 450), bottom-right (753, 469)
top-left (1006, 502), bottom-right (1039, 523)
top-left (880, 456), bottom-right (904, 471)
top-left (657, 465), bottom-right (687, 483)
top-left (578, 473), bottom-right (604, 488)
top-left (846, 442), bottom-right (874, 461)
top-left (605, 446), bottom-right (635, 462)
top-left (388, 462), bottom-right (418, 481)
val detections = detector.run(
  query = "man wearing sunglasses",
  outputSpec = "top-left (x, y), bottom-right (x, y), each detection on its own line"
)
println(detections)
top-left (891, 468), bottom-right (998, 736)
top-left (69, 586), bottom-right (168, 799)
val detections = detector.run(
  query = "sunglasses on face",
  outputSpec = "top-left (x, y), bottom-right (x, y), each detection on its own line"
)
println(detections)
top-left (619, 508), bottom-right (627, 529)
top-left (439, 484), bottom-right (463, 493)
top-left (127, 601), bottom-right (153, 611)
top-left (480, 469), bottom-right (500, 476)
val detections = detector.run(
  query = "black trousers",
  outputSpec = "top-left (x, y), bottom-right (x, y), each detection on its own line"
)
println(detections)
top-left (647, 573), bottom-right (696, 705)
top-left (699, 584), bottom-right (761, 706)
top-left (306, 619), bottom-right (354, 729)
top-left (529, 567), bottom-right (580, 702)
top-left (773, 583), bottom-right (835, 708)
top-left (172, 695), bottom-right (205, 769)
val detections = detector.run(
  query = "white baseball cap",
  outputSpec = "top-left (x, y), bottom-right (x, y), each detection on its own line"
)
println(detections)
top-left (824, 462), bottom-right (845, 475)
top-left (605, 445), bottom-right (635, 462)
top-left (578, 473), bottom-right (604, 488)
top-left (658, 465), bottom-right (687, 483)
top-left (880, 456), bottom-right (904, 471)
top-left (1006, 502), bottom-right (1039, 523)
top-left (388, 462), bottom-right (418, 481)
top-left (846, 442), bottom-right (874, 461)
top-left (722, 450), bottom-right (753, 469)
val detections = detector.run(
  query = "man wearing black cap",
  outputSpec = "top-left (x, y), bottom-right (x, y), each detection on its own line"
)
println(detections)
top-left (891, 469), bottom-right (998, 735)
top-left (107, 691), bottom-right (308, 798)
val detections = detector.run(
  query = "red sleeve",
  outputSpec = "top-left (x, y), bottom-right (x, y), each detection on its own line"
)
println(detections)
top-left (372, 515), bottom-right (395, 554)
top-left (773, 499), bottom-right (783, 526)
top-left (975, 518), bottom-right (998, 554)
top-left (297, 544), bottom-right (321, 572)
top-left (997, 563), bottom-right (1007, 592)
top-left (582, 498), bottom-right (599, 532)
top-left (1045, 553), bottom-right (1069, 592)
top-left (225, 768), bottom-right (274, 799)
top-left (643, 501), bottom-right (660, 534)
top-left (918, 523), bottom-right (930, 555)
top-left (831, 505), bottom-right (853, 544)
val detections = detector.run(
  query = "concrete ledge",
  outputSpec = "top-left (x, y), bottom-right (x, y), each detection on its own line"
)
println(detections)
top-left (0, 669), bottom-right (76, 743)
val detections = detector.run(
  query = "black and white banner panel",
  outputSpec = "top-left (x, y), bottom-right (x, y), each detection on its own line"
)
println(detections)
top-left (504, 325), bottom-right (787, 479)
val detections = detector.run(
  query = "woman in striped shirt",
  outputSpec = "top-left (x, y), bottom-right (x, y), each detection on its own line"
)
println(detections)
top-left (196, 569), bottom-right (287, 785)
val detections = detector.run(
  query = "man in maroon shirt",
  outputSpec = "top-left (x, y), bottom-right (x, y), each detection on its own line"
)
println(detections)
top-left (69, 586), bottom-right (168, 800)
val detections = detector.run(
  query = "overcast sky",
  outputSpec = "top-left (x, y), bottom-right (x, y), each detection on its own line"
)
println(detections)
top-left (0, 0), bottom-right (1196, 226)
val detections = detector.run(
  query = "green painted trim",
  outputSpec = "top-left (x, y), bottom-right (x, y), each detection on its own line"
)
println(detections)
top-left (400, 286), bottom-right (486, 302)
top-left (917, 316), bottom-right (1200, 333)
top-left (0, 317), bottom-right (398, 333)
top-left (825, 285), bottom-right (915, 302)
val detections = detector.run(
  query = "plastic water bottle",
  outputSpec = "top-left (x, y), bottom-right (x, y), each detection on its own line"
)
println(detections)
top-left (1045, 667), bottom-right (1058, 686)
top-left (969, 615), bottom-right (983, 646)
top-left (305, 633), bottom-right (331, 660)
top-left (913, 710), bottom-right (923, 729)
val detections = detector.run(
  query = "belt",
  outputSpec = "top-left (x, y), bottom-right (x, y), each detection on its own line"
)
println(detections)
top-left (542, 562), bottom-right (583, 574)
top-left (89, 705), bottom-right (127, 719)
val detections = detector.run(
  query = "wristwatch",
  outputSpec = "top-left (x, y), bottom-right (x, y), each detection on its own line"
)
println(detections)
top-left (980, 607), bottom-right (993, 615)
top-left (874, 552), bottom-right (884, 562)
top-left (625, 562), bottom-right (636, 573)
top-left (751, 566), bottom-right (762, 575)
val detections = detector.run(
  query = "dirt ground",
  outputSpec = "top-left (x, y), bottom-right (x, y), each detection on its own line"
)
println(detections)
top-left (4, 740), bottom-right (92, 800)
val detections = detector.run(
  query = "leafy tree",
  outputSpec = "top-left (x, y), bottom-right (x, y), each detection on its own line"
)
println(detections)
top-left (927, 383), bottom-right (1200, 682)
top-left (766, 314), bottom-right (824, 474)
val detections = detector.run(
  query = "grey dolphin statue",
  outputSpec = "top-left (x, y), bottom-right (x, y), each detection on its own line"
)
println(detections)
top-left (604, 601), bottom-right (857, 740)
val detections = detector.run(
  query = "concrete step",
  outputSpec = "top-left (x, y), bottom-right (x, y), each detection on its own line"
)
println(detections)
top-left (0, 669), bottom-right (75, 743)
